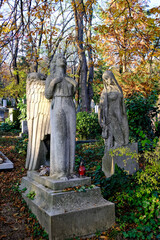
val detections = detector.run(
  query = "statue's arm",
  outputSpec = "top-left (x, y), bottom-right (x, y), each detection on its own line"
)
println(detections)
top-left (65, 76), bottom-right (77, 92)
top-left (45, 76), bottom-right (62, 99)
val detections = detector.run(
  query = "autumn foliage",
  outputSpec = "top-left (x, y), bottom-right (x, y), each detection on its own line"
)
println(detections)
top-left (94, 0), bottom-right (160, 96)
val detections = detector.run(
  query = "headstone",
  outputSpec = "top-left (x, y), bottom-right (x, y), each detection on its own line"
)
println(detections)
top-left (0, 151), bottom-right (14, 170)
top-left (21, 120), bottom-right (28, 134)
top-left (8, 108), bottom-right (19, 122)
top-left (11, 98), bottom-right (16, 107)
top-left (102, 143), bottom-right (139, 178)
top-left (0, 108), bottom-right (4, 121)
top-left (4, 108), bottom-right (9, 120)
top-left (95, 104), bottom-right (99, 113)
top-left (3, 99), bottom-right (7, 107)
top-left (91, 99), bottom-right (95, 111)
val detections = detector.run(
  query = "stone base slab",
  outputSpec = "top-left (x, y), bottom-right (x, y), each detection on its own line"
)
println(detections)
top-left (27, 171), bottom-right (91, 191)
top-left (102, 143), bottom-right (139, 178)
top-left (0, 151), bottom-right (14, 169)
top-left (20, 172), bottom-right (115, 240)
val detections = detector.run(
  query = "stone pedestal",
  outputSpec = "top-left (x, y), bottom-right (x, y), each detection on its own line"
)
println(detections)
top-left (102, 143), bottom-right (139, 178)
top-left (20, 171), bottom-right (115, 240)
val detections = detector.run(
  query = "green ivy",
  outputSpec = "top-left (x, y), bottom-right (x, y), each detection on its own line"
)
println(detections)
top-left (75, 142), bottom-right (160, 239)
top-left (0, 119), bottom-right (20, 133)
top-left (76, 112), bottom-right (101, 140)
top-left (15, 134), bottom-right (28, 156)
top-left (17, 95), bottom-right (27, 121)
top-left (26, 191), bottom-right (36, 200)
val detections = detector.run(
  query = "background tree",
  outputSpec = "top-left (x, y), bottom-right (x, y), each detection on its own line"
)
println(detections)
top-left (71, 0), bottom-right (96, 111)
top-left (0, 0), bottom-right (159, 106)
top-left (0, 0), bottom-right (74, 98)
top-left (94, 0), bottom-right (160, 96)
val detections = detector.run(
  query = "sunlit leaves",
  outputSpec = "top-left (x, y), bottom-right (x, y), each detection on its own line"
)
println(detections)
top-left (94, 0), bottom-right (160, 75)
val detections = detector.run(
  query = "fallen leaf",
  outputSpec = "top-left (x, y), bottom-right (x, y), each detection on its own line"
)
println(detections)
top-left (13, 213), bottom-right (19, 217)
top-left (20, 206), bottom-right (25, 212)
top-left (0, 216), bottom-right (6, 221)
top-left (0, 235), bottom-right (7, 240)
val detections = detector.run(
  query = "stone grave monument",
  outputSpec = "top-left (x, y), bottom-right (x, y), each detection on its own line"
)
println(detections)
top-left (25, 72), bottom-right (51, 170)
top-left (20, 55), bottom-right (115, 240)
top-left (98, 70), bottom-right (139, 177)
top-left (0, 151), bottom-right (14, 170)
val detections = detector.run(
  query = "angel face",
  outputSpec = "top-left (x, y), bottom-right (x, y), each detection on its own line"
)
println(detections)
top-left (56, 55), bottom-right (66, 69)
top-left (102, 71), bottom-right (115, 86)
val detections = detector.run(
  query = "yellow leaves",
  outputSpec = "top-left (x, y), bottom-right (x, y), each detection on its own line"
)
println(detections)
top-left (2, 26), bottom-right (10, 33)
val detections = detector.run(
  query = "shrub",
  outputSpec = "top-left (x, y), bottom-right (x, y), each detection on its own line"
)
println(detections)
top-left (0, 119), bottom-right (20, 133)
top-left (75, 142), bottom-right (160, 239)
top-left (125, 91), bottom-right (159, 151)
top-left (76, 112), bottom-right (101, 140)
top-left (15, 133), bottom-right (28, 156)
top-left (17, 95), bottom-right (27, 121)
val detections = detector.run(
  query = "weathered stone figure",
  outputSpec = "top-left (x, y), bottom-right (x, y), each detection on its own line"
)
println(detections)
top-left (45, 54), bottom-right (77, 179)
top-left (98, 71), bottom-right (139, 178)
top-left (98, 70), bottom-right (129, 152)
top-left (26, 73), bottom-right (51, 170)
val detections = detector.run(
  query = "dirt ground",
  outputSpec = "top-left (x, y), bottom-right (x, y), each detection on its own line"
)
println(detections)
top-left (0, 201), bottom-right (31, 240)
top-left (0, 135), bottom-right (45, 240)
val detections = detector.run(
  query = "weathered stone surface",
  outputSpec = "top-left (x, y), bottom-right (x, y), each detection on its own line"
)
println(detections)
top-left (27, 171), bottom-right (91, 191)
top-left (21, 120), bottom-right (28, 134)
top-left (98, 70), bottom-right (139, 177)
top-left (8, 108), bottom-right (19, 122)
top-left (0, 151), bottom-right (14, 169)
top-left (26, 72), bottom-right (51, 171)
top-left (98, 70), bottom-right (129, 151)
top-left (102, 143), bottom-right (139, 178)
top-left (20, 173), bottom-right (115, 240)
top-left (45, 54), bottom-right (77, 179)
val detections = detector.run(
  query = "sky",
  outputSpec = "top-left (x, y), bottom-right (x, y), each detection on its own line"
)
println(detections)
top-left (149, 0), bottom-right (160, 8)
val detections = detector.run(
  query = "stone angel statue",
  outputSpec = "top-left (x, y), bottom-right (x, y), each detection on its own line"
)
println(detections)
top-left (45, 54), bottom-right (77, 179)
top-left (98, 70), bottom-right (129, 152)
top-left (25, 72), bottom-right (51, 171)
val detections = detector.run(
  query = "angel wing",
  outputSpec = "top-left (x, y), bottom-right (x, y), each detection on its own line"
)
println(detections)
top-left (25, 72), bottom-right (51, 170)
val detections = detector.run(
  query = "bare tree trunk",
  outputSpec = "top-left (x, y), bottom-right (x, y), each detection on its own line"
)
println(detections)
top-left (12, 36), bottom-right (20, 85)
top-left (72, 0), bottom-right (89, 111)
top-left (87, 5), bottom-right (94, 112)
top-left (12, 0), bottom-right (20, 85)
top-left (80, 51), bottom-right (88, 111)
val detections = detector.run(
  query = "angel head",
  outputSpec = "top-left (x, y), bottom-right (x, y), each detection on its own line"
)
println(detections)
top-left (102, 71), bottom-right (115, 86)
top-left (102, 70), bottom-right (122, 93)
top-left (49, 54), bottom-right (67, 75)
